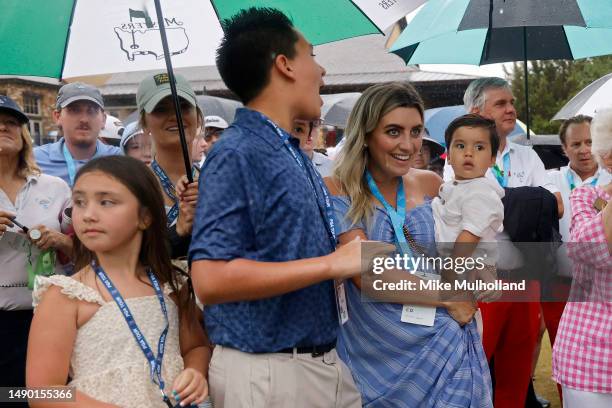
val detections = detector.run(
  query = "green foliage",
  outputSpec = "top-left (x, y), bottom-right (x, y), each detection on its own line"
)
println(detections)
top-left (506, 56), bottom-right (612, 134)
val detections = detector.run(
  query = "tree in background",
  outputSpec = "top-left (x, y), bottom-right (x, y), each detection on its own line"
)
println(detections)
top-left (506, 56), bottom-right (612, 134)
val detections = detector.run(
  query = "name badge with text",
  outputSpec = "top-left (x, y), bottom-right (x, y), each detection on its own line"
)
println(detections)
top-left (400, 271), bottom-right (438, 326)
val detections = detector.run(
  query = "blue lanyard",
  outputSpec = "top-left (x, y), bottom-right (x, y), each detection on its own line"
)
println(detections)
top-left (365, 170), bottom-right (411, 257)
top-left (151, 160), bottom-right (179, 227)
top-left (565, 169), bottom-right (598, 191)
top-left (62, 143), bottom-right (78, 186)
top-left (262, 116), bottom-right (336, 249)
top-left (92, 261), bottom-right (172, 406)
top-left (492, 151), bottom-right (511, 188)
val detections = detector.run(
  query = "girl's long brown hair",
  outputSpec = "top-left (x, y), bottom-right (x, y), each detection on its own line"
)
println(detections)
top-left (72, 156), bottom-right (195, 318)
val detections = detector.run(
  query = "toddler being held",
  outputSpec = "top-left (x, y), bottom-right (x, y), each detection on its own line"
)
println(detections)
top-left (432, 114), bottom-right (505, 304)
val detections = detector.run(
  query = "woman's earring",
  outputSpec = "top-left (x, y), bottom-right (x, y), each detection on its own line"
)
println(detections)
top-left (364, 143), bottom-right (368, 148)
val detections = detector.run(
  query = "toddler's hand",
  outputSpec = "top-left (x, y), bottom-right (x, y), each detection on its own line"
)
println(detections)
top-left (171, 367), bottom-right (208, 407)
top-left (473, 265), bottom-right (501, 303)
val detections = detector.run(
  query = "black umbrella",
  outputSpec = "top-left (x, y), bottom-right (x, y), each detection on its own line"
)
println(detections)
top-left (391, 0), bottom-right (612, 139)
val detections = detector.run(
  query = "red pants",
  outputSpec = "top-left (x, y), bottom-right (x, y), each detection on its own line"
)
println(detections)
top-left (479, 281), bottom-right (541, 408)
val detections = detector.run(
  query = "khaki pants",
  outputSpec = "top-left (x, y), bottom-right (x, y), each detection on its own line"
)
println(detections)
top-left (209, 345), bottom-right (362, 408)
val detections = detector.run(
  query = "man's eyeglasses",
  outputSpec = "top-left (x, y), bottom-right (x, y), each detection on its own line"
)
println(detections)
top-left (308, 119), bottom-right (323, 135)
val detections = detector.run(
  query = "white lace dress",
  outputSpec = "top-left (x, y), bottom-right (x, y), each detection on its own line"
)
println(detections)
top-left (33, 275), bottom-right (184, 408)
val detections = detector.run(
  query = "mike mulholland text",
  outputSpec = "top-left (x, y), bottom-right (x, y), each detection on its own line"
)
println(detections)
top-left (372, 279), bottom-right (526, 292)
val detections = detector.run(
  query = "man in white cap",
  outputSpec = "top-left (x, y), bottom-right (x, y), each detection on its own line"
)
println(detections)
top-left (34, 82), bottom-right (122, 186)
top-left (98, 115), bottom-right (125, 147)
top-left (203, 115), bottom-right (228, 155)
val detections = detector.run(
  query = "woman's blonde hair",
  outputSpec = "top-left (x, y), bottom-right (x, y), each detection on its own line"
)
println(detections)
top-left (591, 108), bottom-right (612, 167)
top-left (333, 82), bottom-right (424, 227)
top-left (17, 124), bottom-right (40, 178)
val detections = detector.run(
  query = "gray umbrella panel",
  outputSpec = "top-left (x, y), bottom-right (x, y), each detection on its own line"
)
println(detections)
top-left (321, 93), bottom-right (362, 128)
top-left (196, 95), bottom-right (242, 124)
top-left (553, 73), bottom-right (612, 120)
top-left (459, 0), bottom-right (585, 30)
top-left (123, 95), bottom-right (242, 125)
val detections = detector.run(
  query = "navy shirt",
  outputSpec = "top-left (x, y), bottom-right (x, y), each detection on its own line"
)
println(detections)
top-left (189, 108), bottom-right (338, 353)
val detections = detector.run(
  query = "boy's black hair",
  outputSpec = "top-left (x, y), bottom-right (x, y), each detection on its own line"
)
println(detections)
top-left (216, 7), bottom-right (299, 104)
top-left (445, 113), bottom-right (499, 157)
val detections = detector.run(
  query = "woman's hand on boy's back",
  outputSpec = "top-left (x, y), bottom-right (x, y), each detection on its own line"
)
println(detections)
top-left (175, 175), bottom-right (199, 236)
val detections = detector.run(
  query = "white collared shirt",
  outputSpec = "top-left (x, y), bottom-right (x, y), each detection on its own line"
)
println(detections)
top-left (432, 177), bottom-right (505, 264)
top-left (0, 173), bottom-right (71, 310)
top-left (549, 165), bottom-right (611, 242)
top-left (443, 141), bottom-right (559, 193)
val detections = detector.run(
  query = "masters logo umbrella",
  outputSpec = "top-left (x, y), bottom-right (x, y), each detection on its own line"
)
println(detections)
top-left (1, 0), bottom-right (426, 179)
top-left (390, 0), bottom-right (612, 138)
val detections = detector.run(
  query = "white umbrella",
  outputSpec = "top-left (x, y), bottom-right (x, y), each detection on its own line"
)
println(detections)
top-left (553, 73), bottom-right (612, 120)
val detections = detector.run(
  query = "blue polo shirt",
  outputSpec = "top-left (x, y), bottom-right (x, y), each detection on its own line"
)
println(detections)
top-left (34, 139), bottom-right (123, 186)
top-left (189, 108), bottom-right (338, 353)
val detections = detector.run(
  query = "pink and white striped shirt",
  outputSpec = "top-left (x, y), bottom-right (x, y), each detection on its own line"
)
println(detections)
top-left (552, 185), bottom-right (612, 393)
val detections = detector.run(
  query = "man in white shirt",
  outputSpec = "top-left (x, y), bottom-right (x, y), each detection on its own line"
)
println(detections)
top-left (549, 115), bottom-right (611, 249)
top-left (444, 77), bottom-right (561, 408)
top-left (444, 78), bottom-right (563, 215)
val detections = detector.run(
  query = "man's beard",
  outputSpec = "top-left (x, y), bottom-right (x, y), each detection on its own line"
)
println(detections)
top-left (68, 133), bottom-right (97, 149)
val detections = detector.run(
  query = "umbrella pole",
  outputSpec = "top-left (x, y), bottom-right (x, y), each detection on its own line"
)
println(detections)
top-left (152, 0), bottom-right (194, 183)
top-left (523, 27), bottom-right (531, 141)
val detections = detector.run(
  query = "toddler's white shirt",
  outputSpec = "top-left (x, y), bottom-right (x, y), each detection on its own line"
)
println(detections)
top-left (432, 177), bottom-right (505, 265)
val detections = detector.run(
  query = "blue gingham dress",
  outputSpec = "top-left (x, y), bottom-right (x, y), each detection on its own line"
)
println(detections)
top-left (333, 196), bottom-right (493, 408)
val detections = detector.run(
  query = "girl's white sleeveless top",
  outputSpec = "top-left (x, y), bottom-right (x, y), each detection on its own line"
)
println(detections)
top-left (33, 275), bottom-right (184, 408)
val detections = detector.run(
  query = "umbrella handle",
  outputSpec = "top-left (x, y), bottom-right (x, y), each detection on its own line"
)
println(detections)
top-left (523, 27), bottom-right (531, 141)
top-left (151, 0), bottom-right (194, 183)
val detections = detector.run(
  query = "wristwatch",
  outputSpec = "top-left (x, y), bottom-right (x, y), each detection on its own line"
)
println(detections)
top-left (29, 229), bottom-right (42, 240)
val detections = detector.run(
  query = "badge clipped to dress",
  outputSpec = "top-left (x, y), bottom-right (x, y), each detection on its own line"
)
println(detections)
top-left (400, 271), bottom-right (438, 327)
top-left (400, 305), bottom-right (436, 326)
top-left (366, 171), bottom-right (438, 327)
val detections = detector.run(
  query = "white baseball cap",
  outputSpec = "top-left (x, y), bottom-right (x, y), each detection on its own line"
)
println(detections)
top-left (99, 115), bottom-right (124, 144)
top-left (205, 115), bottom-right (229, 130)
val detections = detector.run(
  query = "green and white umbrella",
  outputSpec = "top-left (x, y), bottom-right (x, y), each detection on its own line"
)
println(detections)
top-left (2, 0), bottom-right (424, 178)
top-left (1, 0), bottom-right (426, 79)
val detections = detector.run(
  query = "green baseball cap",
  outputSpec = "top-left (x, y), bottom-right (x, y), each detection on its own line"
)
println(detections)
top-left (136, 72), bottom-right (197, 113)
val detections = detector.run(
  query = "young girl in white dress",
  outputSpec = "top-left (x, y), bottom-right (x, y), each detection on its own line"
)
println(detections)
top-left (27, 156), bottom-right (211, 408)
